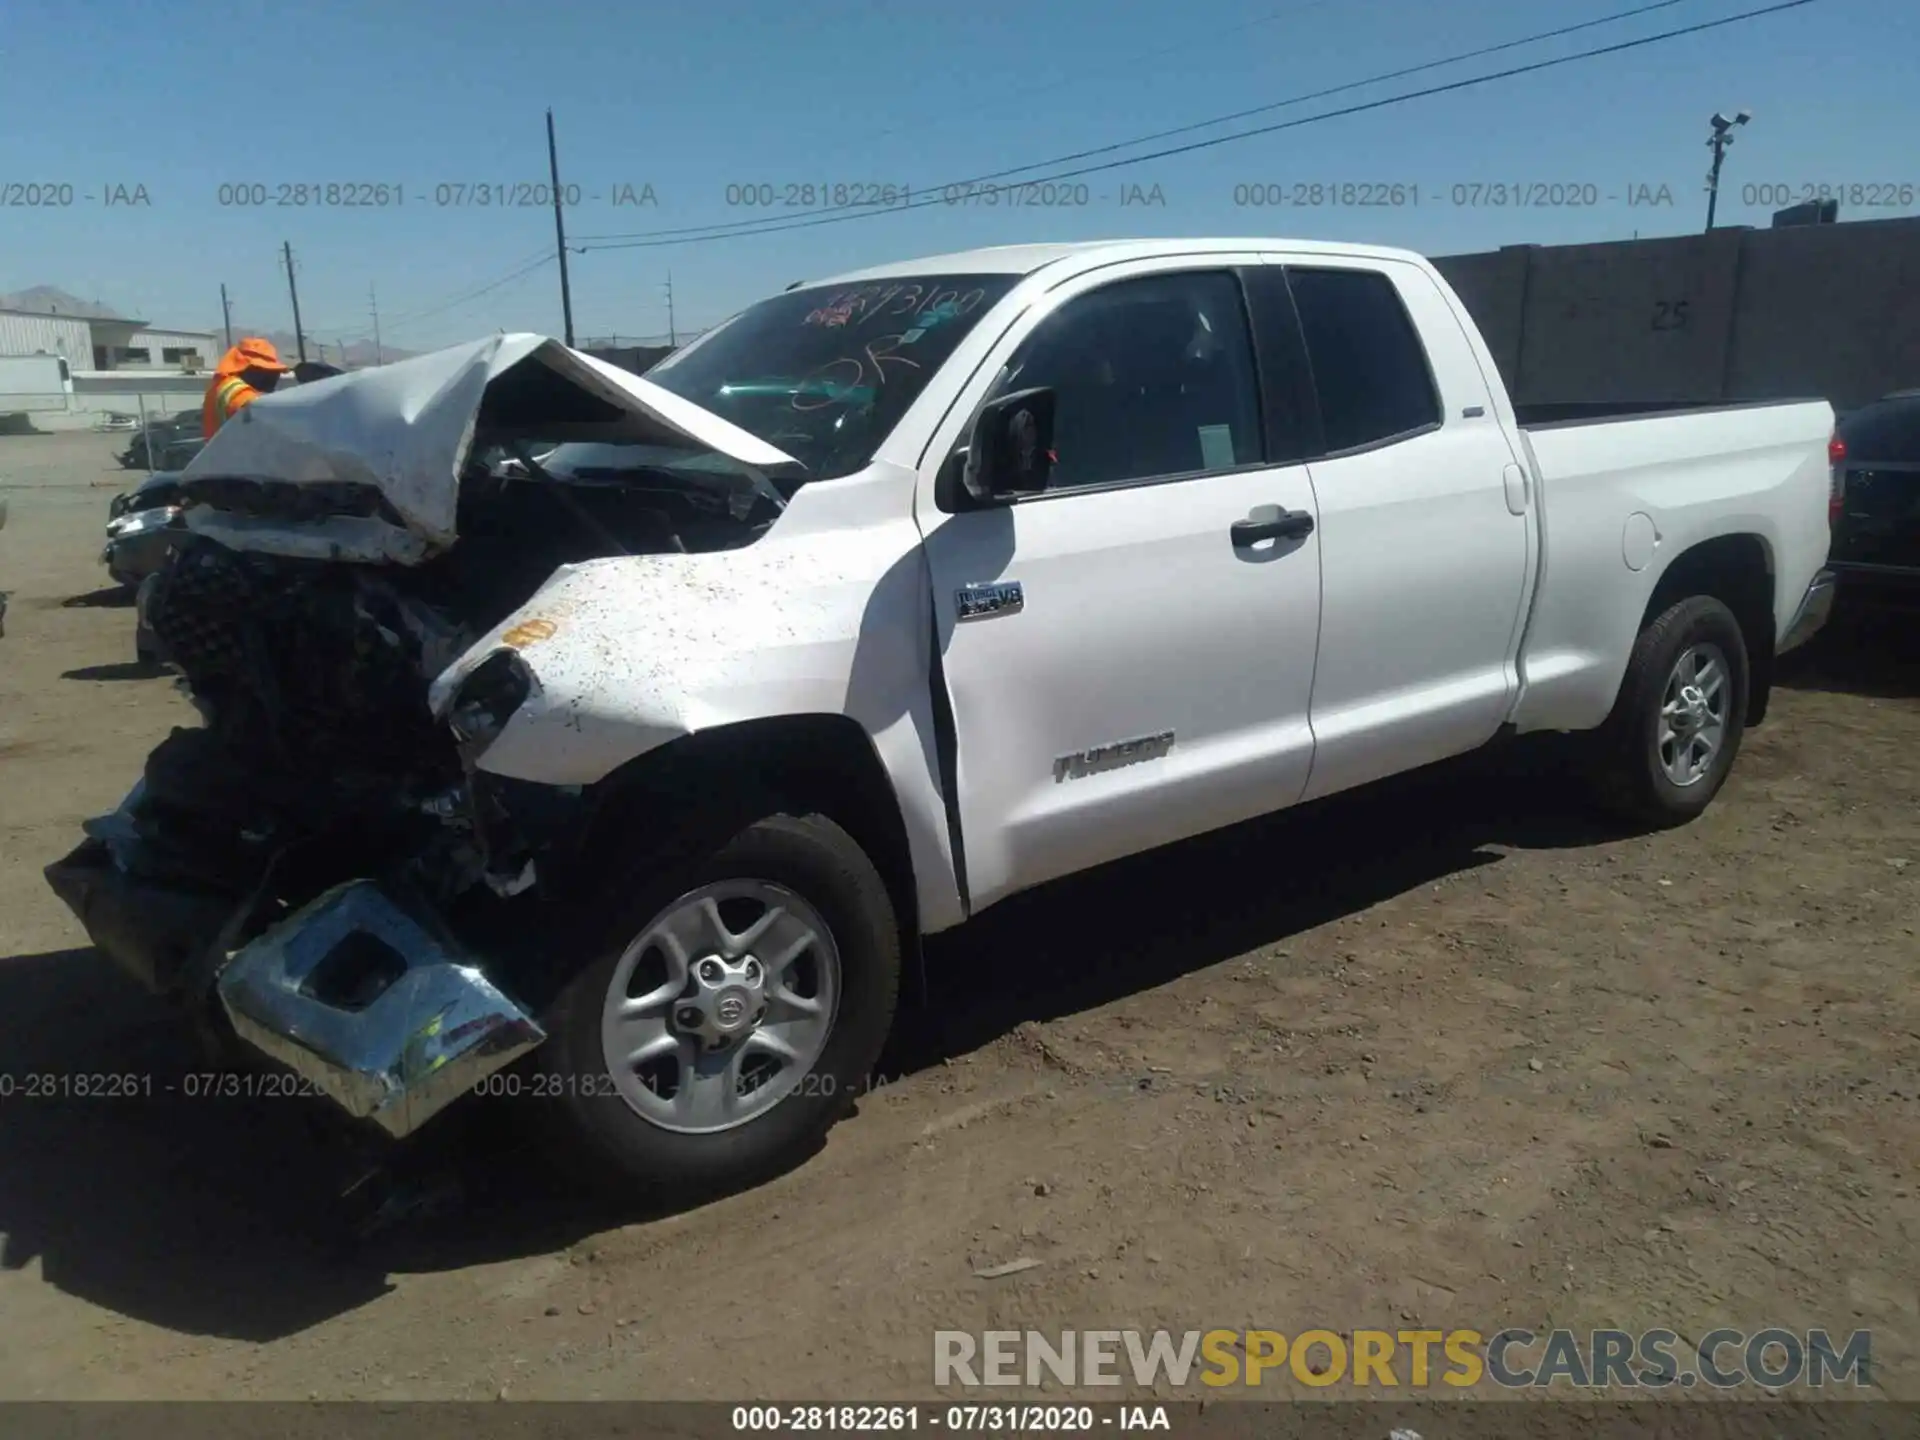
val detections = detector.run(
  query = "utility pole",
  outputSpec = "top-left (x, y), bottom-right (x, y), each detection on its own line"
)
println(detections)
top-left (1704, 109), bottom-right (1752, 232)
top-left (220, 283), bottom-right (234, 349)
top-left (546, 108), bottom-right (576, 346)
top-left (282, 240), bottom-right (308, 361)
top-left (664, 272), bottom-right (677, 346)
top-left (369, 284), bottom-right (383, 365)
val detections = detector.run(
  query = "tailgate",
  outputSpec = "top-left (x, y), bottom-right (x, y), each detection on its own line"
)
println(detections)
top-left (1834, 463), bottom-right (1920, 571)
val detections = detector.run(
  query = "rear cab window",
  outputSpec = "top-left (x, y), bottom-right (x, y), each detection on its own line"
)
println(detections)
top-left (1285, 266), bottom-right (1442, 455)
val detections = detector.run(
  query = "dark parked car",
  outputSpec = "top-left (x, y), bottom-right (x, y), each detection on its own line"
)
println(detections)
top-left (104, 470), bottom-right (188, 588)
top-left (117, 411), bottom-right (203, 470)
top-left (1830, 390), bottom-right (1920, 605)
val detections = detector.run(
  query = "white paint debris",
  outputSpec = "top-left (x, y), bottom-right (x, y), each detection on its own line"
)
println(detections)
top-left (973, 1258), bottom-right (1044, 1279)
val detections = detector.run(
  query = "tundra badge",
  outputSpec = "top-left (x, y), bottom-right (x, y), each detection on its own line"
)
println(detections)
top-left (1054, 731), bottom-right (1176, 783)
top-left (956, 581), bottom-right (1024, 621)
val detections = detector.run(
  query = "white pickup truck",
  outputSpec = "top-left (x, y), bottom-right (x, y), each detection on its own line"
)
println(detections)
top-left (45, 238), bottom-right (1837, 1204)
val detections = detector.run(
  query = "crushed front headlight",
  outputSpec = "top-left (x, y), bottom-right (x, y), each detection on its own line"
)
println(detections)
top-left (105, 505), bottom-right (183, 540)
top-left (447, 649), bottom-right (534, 755)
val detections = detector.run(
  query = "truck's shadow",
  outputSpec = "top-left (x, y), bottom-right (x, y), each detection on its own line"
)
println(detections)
top-left (58, 585), bottom-right (137, 610)
top-left (0, 740), bottom-right (1619, 1343)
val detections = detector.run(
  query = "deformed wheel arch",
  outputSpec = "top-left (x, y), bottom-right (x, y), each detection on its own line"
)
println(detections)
top-left (552, 714), bottom-right (927, 1006)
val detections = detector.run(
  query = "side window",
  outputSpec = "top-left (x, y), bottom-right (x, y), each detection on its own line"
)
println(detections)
top-left (996, 270), bottom-right (1262, 492)
top-left (1287, 267), bottom-right (1441, 454)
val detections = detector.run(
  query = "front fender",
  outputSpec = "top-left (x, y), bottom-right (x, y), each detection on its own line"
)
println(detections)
top-left (429, 492), bottom-right (964, 932)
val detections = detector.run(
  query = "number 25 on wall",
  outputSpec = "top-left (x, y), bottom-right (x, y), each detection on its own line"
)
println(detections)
top-left (1651, 300), bottom-right (1691, 331)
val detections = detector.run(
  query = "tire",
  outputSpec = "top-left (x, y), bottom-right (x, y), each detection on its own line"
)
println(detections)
top-left (537, 810), bottom-right (901, 1204)
top-left (1589, 594), bottom-right (1750, 828)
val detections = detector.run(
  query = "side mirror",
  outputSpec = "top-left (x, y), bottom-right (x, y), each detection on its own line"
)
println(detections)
top-left (961, 387), bottom-right (1056, 503)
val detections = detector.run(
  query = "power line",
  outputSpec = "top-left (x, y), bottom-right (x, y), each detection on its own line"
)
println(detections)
top-left (303, 237), bottom-right (557, 349)
top-left (383, 252), bottom-right (552, 329)
top-left (573, 0), bottom-right (1817, 256)
top-left (376, 249), bottom-right (556, 335)
top-left (863, 0), bottom-right (1349, 145)
top-left (316, 250), bottom-right (555, 350)
top-left (574, 0), bottom-right (1697, 247)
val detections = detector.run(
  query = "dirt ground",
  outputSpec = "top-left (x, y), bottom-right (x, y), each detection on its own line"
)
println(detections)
top-left (1, 429), bottom-right (1916, 1403)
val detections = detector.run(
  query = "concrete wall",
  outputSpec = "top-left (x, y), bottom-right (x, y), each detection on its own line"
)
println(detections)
top-left (1436, 247), bottom-right (1528, 384)
top-left (1722, 220), bottom-right (1920, 409)
top-left (1431, 215), bottom-right (1920, 416)
top-left (18, 373), bottom-right (209, 432)
top-left (584, 344), bottom-right (675, 375)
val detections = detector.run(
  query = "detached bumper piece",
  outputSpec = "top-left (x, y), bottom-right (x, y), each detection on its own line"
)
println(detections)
top-left (1778, 568), bottom-right (1837, 656)
top-left (44, 783), bottom-right (242, 995)
top-left (45, 839), bottom-right (241, 994)
top-left (216, 880), bottom-right (546, 1139)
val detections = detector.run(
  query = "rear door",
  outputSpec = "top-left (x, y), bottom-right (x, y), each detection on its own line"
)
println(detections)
top-left (1264, 256), bottom-right (1535, 802)
top-left (916, 258), bottom-right (1325, 913)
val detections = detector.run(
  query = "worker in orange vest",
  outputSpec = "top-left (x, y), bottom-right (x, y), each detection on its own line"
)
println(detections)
top-left (202, 337), bottom-right (292, 438)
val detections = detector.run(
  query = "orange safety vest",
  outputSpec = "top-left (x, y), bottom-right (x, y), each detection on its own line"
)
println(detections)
top-left (202, 374), bottom-right (259, 438)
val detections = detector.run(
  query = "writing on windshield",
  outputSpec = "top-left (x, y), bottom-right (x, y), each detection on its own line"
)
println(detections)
top-left (645, 273), bottom-right (1020, 480)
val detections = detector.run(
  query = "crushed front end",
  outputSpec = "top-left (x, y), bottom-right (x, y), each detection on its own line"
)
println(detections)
top-left (44, 333), bottom-right (797, 1147)
top-left (44, 533), bottom-right (560, 1138)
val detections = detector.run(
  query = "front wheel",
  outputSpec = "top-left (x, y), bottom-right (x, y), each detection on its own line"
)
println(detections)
top-left (537, 810), bottom-right (901, 1205)
top-left (1589, 594), bottom-right (1750, 828)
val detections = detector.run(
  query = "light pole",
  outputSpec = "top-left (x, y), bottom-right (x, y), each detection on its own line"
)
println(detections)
top-left (1704, 109), bottom-right (1751, 232)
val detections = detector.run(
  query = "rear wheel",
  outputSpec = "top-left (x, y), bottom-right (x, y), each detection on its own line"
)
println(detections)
top-left (538, 811), bottom-right (901, 1204)
top-left (1589, 595), bottom-right (1750, 827)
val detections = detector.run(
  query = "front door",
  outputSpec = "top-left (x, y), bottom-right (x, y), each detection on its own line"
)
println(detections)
top-left (917, 263), bottom-right (1324, 914)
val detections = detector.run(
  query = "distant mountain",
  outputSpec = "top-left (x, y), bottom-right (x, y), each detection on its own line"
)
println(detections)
top-left (1, 285), bottom-right (128, 319)
top-left (219, 329), bottom-right (418, 368)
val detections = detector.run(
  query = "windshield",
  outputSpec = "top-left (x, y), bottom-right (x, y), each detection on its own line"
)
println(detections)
top-left (540, 442), bottom-right (747, 477)
top-left (644, 273), bottom-right (1022, 479)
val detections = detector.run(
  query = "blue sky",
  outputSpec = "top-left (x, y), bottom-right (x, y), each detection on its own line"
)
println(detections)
top-left (2, 0), bottom-right (1911, 353)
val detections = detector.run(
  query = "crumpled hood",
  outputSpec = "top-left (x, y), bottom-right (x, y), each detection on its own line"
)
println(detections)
top-left (178, 332), bottom-right (798, 554)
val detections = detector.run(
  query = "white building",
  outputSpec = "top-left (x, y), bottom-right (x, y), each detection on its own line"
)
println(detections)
top-left (1, 306), bottom-right (218, 371)
top-left (2, 306), bottom-right (224, 429)
top-left (0, 307), bottom-right (95, 371)
top-left (87, 321), bottom-right (219, 373)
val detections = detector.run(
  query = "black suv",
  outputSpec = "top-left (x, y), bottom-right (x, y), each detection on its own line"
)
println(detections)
top-left (1830, 390), bottom-right (1920, 605)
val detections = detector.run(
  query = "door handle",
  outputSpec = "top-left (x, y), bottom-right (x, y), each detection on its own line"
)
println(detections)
top-left (1231, 506), bottom-right (1314, 546)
